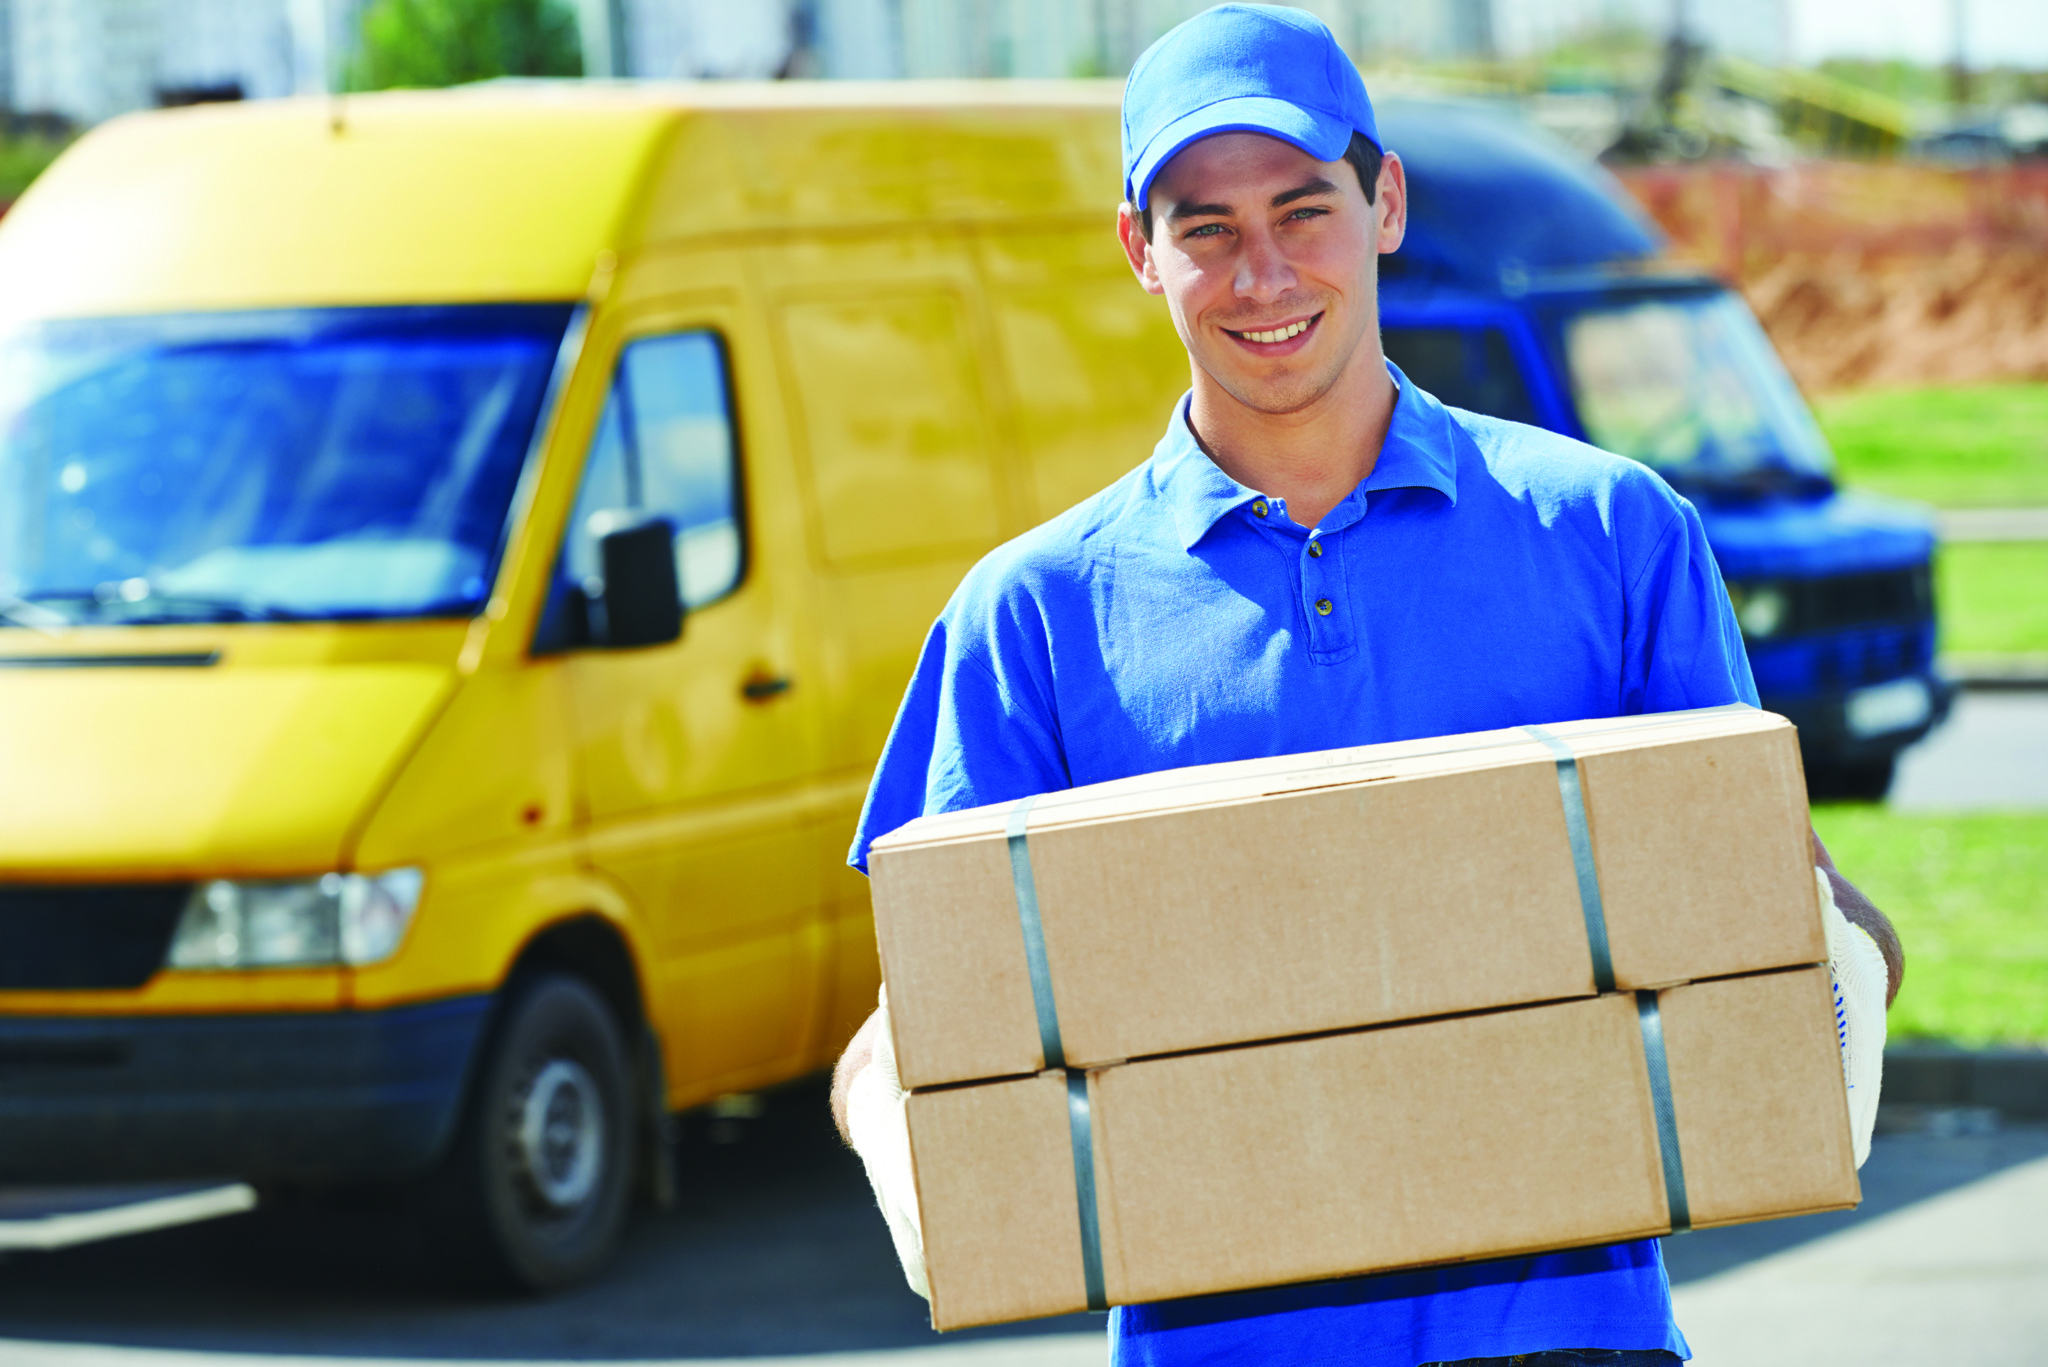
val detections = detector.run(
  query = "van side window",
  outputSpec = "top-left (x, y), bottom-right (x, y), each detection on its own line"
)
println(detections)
top-left (1381, 326), bottom-right (1538, 427)
top-left (535, 332), bottom-right (743, 651)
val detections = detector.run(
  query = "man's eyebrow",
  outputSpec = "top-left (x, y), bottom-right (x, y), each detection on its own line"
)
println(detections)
top-left (1163, 176), bottom-right (1344, 224)
top-left (1271, 177), bottom-right (1340, 208)
top-left (1163, 199), bottom-right (1235, 224)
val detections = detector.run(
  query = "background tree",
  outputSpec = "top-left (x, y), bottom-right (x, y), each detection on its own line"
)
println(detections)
top-left (352, 0), bottom-right (583, 90)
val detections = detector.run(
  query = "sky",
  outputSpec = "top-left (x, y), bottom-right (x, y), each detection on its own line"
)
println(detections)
top-left (1789, 0), bottom-right (2048, 67)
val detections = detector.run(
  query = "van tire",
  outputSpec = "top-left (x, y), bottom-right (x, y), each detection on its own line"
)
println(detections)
top-left (426, 972), bottom-right (635, 1292)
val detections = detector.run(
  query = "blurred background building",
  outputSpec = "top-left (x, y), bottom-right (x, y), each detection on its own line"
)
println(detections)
top-left (0, 0), bottom-right (1812, 121)
top-left (0, 1), bottom-right (2039, 159)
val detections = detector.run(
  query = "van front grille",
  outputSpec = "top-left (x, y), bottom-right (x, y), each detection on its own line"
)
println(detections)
top-left (1798, 566), bottom-right (1931, 635)
top-left (0, 884), bottom-right (191, 990)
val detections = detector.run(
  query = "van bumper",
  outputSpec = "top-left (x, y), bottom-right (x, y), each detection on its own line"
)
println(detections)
top-left (1769, 667), bottom-right (1958, 766)
top-left (0, 995), bottom-right (490, 1184)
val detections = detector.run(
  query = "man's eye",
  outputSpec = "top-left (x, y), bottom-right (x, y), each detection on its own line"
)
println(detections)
top-left (1287, 206), bottom-right (1329, 221)
top-left (1185, 223), bottom-right (1226, 239)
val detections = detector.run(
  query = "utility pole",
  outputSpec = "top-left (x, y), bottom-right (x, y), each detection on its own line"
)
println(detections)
top-left (577, 0), bottom-right (629, 79)
top-left (1948, 0), bottom-right (1971, 110)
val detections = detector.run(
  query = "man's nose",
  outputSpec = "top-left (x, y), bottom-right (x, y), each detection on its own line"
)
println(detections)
top-left (1232, 225), bottom-right (1297, 302)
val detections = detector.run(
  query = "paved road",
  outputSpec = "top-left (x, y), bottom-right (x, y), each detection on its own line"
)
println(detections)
top-left (1, 1077), bottom-right (2044, 1365)
top-left (1936, 508), bottom-right (2048, 541)
top-left (1891, 686), bottom-right (2048, 811)
top-left (1674, 1132), bottom-right (2048, 1366)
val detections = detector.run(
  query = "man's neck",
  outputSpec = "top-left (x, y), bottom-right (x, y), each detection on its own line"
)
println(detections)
top-left (1186, 345), bottom-right (1397, 531)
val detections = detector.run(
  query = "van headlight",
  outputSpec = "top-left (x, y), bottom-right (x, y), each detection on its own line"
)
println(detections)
top-left (1725, 580), bottom-right (1791, 640)
top-left (167, 869), bottom-right (424, 969)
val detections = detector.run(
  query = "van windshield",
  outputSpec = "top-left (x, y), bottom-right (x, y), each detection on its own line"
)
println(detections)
top-left (0, 304), bottom-right (572, 627)
top-left (1558, 290), bottom-right (1835, 495)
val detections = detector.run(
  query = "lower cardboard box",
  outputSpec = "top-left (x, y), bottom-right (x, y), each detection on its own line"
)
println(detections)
top-left (908, 965), bottom-right (1859, 1330)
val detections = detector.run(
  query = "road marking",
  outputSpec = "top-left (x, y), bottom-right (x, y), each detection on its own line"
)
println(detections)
top-left (0, 1185), bottom-right (255, 1251)
top-left (0, 1336), bottom-right (1107, 1367)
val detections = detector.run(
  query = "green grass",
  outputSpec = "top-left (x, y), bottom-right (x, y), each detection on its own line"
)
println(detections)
top-left (1815, 382), bottom-right (2048, 508)
top-left (0, 134), bottom-right (70, 203)
top-left (1812, 806), bottom-right (2048, 1046)
top-left (1938, 542), bottom-right (2048, 656)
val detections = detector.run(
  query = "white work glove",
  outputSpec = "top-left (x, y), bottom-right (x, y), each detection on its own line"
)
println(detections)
top-left (847, 989), bottom-right (929, 1299)
top-left (1820, 867), bottom-right (1886, 1169)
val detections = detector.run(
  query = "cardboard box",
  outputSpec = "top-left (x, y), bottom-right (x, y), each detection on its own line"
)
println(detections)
top-left (871, 705), bottom-right (1819, 1090)
top-left (911, 967), bottom-right (1859, 1330)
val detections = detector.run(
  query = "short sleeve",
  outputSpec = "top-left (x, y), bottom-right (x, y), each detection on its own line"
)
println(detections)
top-left (847, 607), bottom-right (1070, 874)
top-left (1621, 492), bottom-right (1760, 715)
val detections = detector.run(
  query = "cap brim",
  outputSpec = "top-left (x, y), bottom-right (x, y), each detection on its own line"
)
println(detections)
top-left (1127, 95), bottom-right (1356, 210)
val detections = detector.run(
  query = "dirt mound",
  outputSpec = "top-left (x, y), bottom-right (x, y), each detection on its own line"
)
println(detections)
top-left (1614, 162), bottom-right (2048, 393)
top-left (1749, 247), bottom-right (2048, 392)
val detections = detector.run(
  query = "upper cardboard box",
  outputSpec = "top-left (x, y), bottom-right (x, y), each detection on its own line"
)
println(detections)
top-left (869, 705), bottom-right (1821, 1091)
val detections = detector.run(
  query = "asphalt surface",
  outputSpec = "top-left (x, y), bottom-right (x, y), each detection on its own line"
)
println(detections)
top-left (1891, 687), bottom-right (2048, 811)
top-left (1, 1079), bottom-right (2045, 1365)
top-left (1, 690), bottom-right (2041, 1364)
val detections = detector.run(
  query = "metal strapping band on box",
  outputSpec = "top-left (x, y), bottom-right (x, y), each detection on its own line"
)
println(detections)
top-left (1636, 992), bottom-right (1694, 1233)
top-left (1066, 1070), bottom-right (1108, 1305)
top-left (1006, 794), bottom-right (1108, 1310)
top-left (1519, 725), bottom-right (1691, 1233)
top-left (1006, 794), bottom-right (1065, 1070)
top-left (1521, 724), bottom-right (1618, 994)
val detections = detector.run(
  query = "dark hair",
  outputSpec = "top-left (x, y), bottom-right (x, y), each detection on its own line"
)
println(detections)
top-left (1138, 131), bottom-right (1383, 240)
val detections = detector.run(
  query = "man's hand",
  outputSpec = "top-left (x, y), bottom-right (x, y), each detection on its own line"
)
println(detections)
top-left (1813, 827), bottom-right (1903, 1007)
top-left (831, 1005), bottom-right (887, 1144)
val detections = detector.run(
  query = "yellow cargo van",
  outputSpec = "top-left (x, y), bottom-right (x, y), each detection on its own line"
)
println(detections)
top-left (0, 81), bottom-right (1187, 1286)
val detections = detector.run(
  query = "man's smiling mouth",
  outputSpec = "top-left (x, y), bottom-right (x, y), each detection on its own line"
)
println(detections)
top-left (1225, 313), bottom-right (1322, 345)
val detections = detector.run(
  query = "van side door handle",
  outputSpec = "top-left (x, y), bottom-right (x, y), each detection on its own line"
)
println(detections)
top-left (741, 671), bottom-right (794, 703)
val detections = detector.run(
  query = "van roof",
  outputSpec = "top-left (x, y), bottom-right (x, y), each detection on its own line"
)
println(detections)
top-left (1377, 96), bottom-right (1663, 289)
top-left (0, 81), bottom-right (1124, 321)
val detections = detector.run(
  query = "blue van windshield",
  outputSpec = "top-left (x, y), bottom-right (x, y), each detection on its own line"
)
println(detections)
top-left (0, 304), bottom-right (572, 627)
top-left (1558, 290), bottom-right (1835, 494)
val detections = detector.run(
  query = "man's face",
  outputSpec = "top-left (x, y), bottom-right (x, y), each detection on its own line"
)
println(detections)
top-left (1118, 132), bottom-right (1406, 418)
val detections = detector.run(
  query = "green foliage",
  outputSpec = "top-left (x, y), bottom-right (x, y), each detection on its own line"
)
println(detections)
top-left (1939, 543), bottom-right (2048, 657)
top-left (0, 134), bottom-right (73, 203)
top-left (352, 0), bottom-right (582, 91)
top-left (1816, 57), bottom-right (2048, 108)
top-left (1816, 382), bottom-right (2048, 509)
top-left (1812, 807), bottom-right (2048, 1046)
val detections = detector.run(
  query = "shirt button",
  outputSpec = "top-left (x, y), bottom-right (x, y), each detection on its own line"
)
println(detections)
top-left (1250, 499), bottom-right (1269, 518)
top-left (1315, 598), bottom-right (1333, 616)
top-left (1307, 540), bottom-right (1323, 559)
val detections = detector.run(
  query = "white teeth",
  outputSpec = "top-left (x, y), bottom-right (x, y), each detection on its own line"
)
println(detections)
top-left (1242, 320), bottom-right (1308, 343)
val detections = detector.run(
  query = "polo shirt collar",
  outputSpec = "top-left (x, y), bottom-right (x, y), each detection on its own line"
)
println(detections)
top-left (1154, 361), bottom-right (1460, 552)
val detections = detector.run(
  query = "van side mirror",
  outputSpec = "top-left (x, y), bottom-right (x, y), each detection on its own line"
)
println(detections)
top-left (592, 515), bottom-right (683, 649)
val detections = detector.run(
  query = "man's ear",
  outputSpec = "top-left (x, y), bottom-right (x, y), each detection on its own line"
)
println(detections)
top-left (1374, 151), bottom-right (1407, 256)
top-left (1117, 202), bottom-right (1166, 296)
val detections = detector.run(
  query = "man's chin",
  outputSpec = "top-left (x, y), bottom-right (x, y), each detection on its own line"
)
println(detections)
top-left (1209, 368), bottom-right (1341, 418)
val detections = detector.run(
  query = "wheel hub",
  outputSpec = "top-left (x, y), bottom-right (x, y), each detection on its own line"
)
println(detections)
top-left (515, 1057), bottom-right (605, 1210)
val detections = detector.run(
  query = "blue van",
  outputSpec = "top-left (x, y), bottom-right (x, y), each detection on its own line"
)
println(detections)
top-left (1376, 99), bottom-right (1951, 798)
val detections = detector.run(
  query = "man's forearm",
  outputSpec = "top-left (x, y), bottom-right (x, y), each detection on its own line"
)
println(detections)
top-left (1813, 829), bottom-right (1903, 1006)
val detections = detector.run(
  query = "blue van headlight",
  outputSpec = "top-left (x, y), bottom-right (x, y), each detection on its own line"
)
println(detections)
top-left (167, 869), bottom-right (424, 969)
top-left (1726, 580), bottom-right (1790, 640)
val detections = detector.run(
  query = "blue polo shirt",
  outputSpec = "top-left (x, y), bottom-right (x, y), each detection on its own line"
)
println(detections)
top-left (851, 364), bottom-right (1754, 1366)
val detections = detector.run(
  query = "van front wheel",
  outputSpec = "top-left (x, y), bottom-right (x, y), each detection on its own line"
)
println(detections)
top-left (430, 973), bottom-right (634, 1291)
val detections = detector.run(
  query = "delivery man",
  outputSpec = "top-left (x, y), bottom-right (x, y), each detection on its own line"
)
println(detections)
top-left (833, 6), bottom-right (1901, 1364)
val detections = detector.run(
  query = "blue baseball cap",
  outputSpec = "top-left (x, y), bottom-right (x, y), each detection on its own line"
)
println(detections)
top-left (1122, 4), bottom-right (1380, 211)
